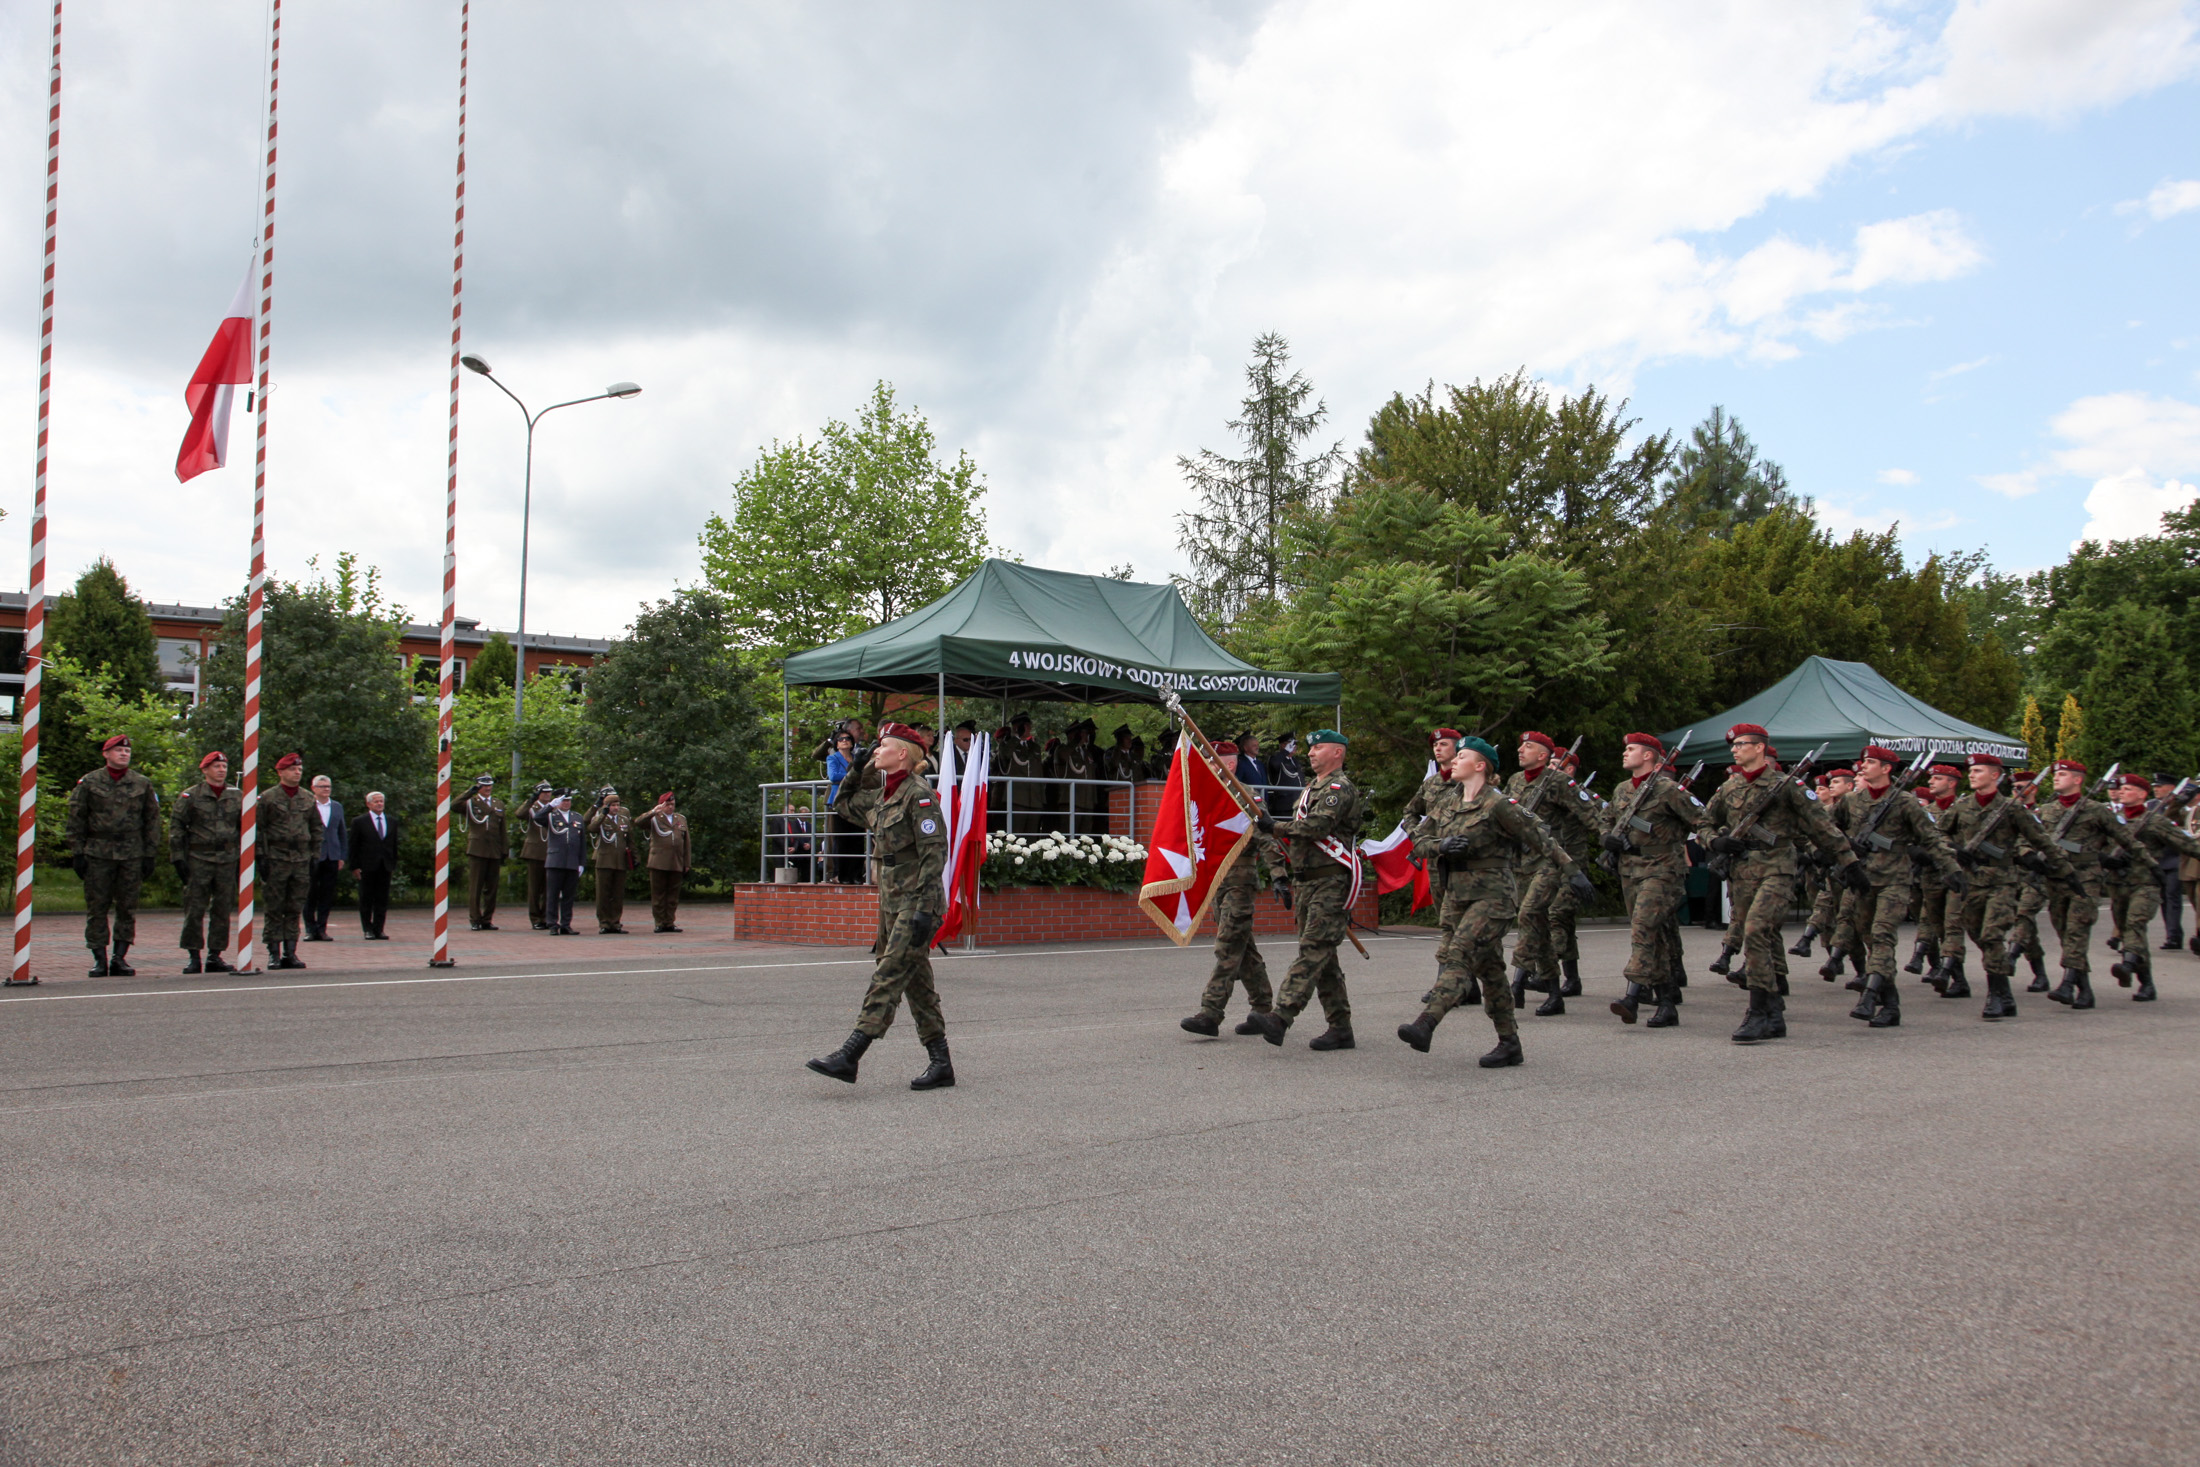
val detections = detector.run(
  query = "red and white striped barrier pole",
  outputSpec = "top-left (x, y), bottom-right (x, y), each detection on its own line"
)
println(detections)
top-left (234, 0), bottom-right (280, 974)
top-left (429, 0), bottom-right (467, 970)
top-left (10, 0), bottom-right (62, 988)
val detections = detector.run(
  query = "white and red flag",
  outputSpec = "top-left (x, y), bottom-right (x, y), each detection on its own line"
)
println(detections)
top-left (1137, 737), bottom-right (1255, 944)
top-left (933, 730), bottom-right (989, 946)
top-left (1360, 822), bottom-right (1432, 913)
top-left (175, 266), bottom-right (255, 482)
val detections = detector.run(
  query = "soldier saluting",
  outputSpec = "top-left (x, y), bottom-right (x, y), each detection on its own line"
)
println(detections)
top-left (463, 773), bottom-right (508, 931)
top-left (66, 734), bottom-right (161, 977)
top-left (171, 750), bottom-right (244, 974)
top-left (1245, 729), bottom-right (1366, 1052)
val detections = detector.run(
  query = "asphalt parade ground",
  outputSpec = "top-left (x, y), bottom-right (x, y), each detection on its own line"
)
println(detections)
top-left (2, 915), bottom-right (2196, 1466)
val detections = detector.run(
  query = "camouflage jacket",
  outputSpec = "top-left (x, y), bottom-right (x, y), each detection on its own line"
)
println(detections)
top-left (1221, 830), bottom-right (1284, 892)
top-left (1502, 766), bottom-right (1601, 868)
top-left (1941, 791), bottom-right (2075, 889)
top-left (65, 767), bottom-right (161, 862)
top-left (1601, 772), bottom-right (1699, 873)
top-left (834, 764), bottom-right (947, 915)
top-left (2036, 795), bottom-right (2147, 897)
top-left (1400, 770), bottom-right (1453, 828)
top-left (1699, 770), bottom-right (1852, 877)
top-left (169, 779), bottom-right (243, 864)
top-left (2107, 805), bottom-right (2200, 893)
top-left (1412, 782), bottom-right (1574, 897)
top-left (259, 783), bottom-right (326, 865)
top-left (1836, 783), bottom-right (1961, 888)
top-left (1270, 769), bottom-right (1367, 881)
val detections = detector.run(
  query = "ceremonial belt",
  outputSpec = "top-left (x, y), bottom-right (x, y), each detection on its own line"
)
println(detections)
top-left (1313, 834), bottom-right (1365, 908)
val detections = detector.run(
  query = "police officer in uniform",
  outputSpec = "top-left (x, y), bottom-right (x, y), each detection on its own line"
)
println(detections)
top-left (809, 722), bottom-right (955, 1089)
top-left (66, 733), bottom-right (161, 977)
top-left (1245, 729), bottom-right (1366, 1051)
top-left (1180, 738), bottom-right (1285, 1037)
top-left (463, 773), bottom-right (507, 930)
top-left (171, 750), bottom-right (243, 974)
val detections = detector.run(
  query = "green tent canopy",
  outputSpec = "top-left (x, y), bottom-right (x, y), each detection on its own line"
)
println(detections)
top-left (1662, 656), bottom-right (2025, 765)
top-left (780, 559), bottom-right (1341, 705)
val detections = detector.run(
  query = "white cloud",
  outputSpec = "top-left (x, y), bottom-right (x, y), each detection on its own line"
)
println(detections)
top-left (1929, 355), bottom-right (1996, 380)
top-left (2047, 391), bottom-right (2200, 479)
top-left (1878, 468), bottom-right (1920, 485)
top-left (2079, 470), bottom-right (2197, 543)
top-left (1977, 471), bottom-right (2043, 498)
top-left (2117, 178), bottom-right (2200, 219)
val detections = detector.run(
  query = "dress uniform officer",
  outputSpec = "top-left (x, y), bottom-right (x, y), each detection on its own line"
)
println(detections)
top-left (517, 781), bottom-right (553, 930)
top-left (587, 789), bottom-right (636, 933)
top-left (171, 750), bottom-right (243, 973)
top-left (642, 793), bottom-right (692, 931)
top-left (65, 734), bottom-right (161, 977)
top-left (463, 774), bottom-right (507, 929)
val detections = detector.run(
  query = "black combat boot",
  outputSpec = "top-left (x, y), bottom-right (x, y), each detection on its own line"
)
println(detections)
top-left (182, 950), bottom-right (202, 975)
top-left (1849, 975), bottom-right (1881, 1021)
top-left (1533, 985), bottom-right (1566, 1017)
top-left (1869, 979), bottom-right (1902, 1028)
top-left (2106, 932), bottom-right (2121, 952)
top-left (910, 1036), bottom-right (955, 1090)
top-left (1179, 1012), bottom-right (1221, 1037)
top-left (1509, 967), bottom-right (1529, 1007)
top-left (1559, 959), bottom-right (1582, 997)
top-left (1645, 986), bottom-right (1679, 1028)
top-left (87, 946), bottom-right (108, 978)
top-left (1308, 1026), bottom-right (1355, 1051)
top-left (107, 944), bottom-right (135, 977)
top-left (1478, 1032), bottom-right (1524, 1068)
top-left (2109, 954), bottom-right (2135, 986)
top-left (1247, 1011), bottom-right (1290, 1046)
top-left (285, 941), bottom-right (307, 970)
top-left (1819, 946), bottom-right (1847, 982)
top-left (1397, 1011), bottom-right (1440, 1052)
top-left (2134, 960), bottom-right (2158, 1001)
top-left (1709, 946), bottom-right (1734, 976)
top-left (1789, 924), bottom-right (1817, 958)
top-left (1766, 990), bottom-right (1787, 1038)
top-left (805, 1028), bottom-right (872, 1082)
top-left (1609, 982), bottom-right (1645, 1024)
top-left (1234, 1010), bottom-right (1271, 1035)
top-left (205, 951), bottom-right (234, 973)
top-left (1775, 971), bottom-right (1791, 996)
top-left (1731, 989), bottom-right (1776, 1043)
top-left (1905, 938), bottom-right (1935, 975)
top-left (1939, 956), bottom-right (1971, 999)
top-left (2070, 969), bottom-right (2096, 1009)
top-left (2048, 969), bottom-right (2080, 1005)
top-left (1980, 971), bottom-right (2014, 1020)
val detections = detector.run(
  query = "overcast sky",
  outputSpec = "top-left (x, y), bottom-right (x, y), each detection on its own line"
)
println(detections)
top-left (2, 0), bottom-right (2196, 641)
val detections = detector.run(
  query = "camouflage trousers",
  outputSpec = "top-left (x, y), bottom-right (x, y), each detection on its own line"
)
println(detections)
top-left (2007, 877), bottom-right (2048, 963)
top-left (1510, 859), bottom-right (1564, 981)
top-left (1549, 867), bottom-right (1582, 963)
top-left (262, 857), bottom-right (312, 947)
top-left (1808, 871), bottom-right (1857, 949)
top-left (1850, 882), bottom-right (1909, 980)
top-left (178, 856), bottom-right (237, 953)
top-left (1198, 882), bottom-right (1273, 1018)
top-left (854, 905), bottom-right (946, 1043)
top-left (1958, 883), bottom-right (2021, 977)
top-left (1426, 874), bottom-right (1517, 1038)
top-left (1917, 875), bottom-right (1961, 958)
top-left (1728, 860), bottom-right (1797, 992)
top-left (81, 857), bottom-right (142, 950)
top-left (2048, 887), bottom-right (2101, 974)
top-left (2110, 882), bottom-right (2160, 975)
top-left (1275, 873), bottom-right (1353, 1031)
top-left (1619, 857), bottom-right (1686, 987)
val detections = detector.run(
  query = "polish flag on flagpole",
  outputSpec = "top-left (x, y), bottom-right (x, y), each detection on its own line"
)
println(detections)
top-left (934, 731), bottom-right (989, 946)
top-left (1360, 822), bottom-right (1432, 913)
top-left (175, 266), bottom-right (255, 482)
top-left (1137, 737), bottom-right (1254, 944)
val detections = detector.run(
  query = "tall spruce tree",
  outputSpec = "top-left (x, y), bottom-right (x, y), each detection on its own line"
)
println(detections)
top-left (1662, 406), bottom-right (1805, 534)
top-left (2076, 603), bottom-right (2196, 774)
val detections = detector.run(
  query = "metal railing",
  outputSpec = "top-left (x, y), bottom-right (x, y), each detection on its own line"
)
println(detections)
top-left (756, 774), bottom-right (1305, 882)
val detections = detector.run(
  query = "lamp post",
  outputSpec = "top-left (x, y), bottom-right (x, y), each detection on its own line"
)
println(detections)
top-left (459, 353), bottom-right (640, 797)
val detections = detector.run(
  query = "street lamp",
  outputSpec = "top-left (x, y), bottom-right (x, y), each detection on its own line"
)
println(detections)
top-left (461, 354), bottom-right (641, 798)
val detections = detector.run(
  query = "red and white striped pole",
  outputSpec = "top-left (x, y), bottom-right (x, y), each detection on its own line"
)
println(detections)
top-left (234, 0), bottom-right (280, 974)
top-left (429, 0), bottom-right (467, 969)
top-left (10, 1), bottom-right (62, 989)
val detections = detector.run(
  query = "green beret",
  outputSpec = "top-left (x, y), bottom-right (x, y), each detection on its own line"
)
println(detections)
top-left (1459, 735), bottom-right (1501, 768)
top-left (1308, 728), bottom-right (1349, 748)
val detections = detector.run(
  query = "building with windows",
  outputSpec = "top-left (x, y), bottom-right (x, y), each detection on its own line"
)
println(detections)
top-left (0, 592), bottom-right (610, 715)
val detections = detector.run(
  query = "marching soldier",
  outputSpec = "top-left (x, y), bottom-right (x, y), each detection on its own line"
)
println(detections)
top-left (517, 780), bottom-right (553, 930)
top-left (1547, 747), bottom-right (1598, 997)
top-left (2035, 758), bottom-right (2146, 1008)
top-left (65, 734), bottom-right (161, 977)
top-left (2102, 773), bottom-right (2200, 1002)
top-left (1403, 728), bottom-right (1466, 1004)
top-left (1179, 739), bottom-right (1284, 1037)
top-left (463, 773), bottom-right (507, 930)
top-left (1905, 764), bottom-right (1962, 979)
top-left (1697, 724), bottom-right (1866, 1044)
top-left (1834, 746), bottom-right (1966, 1027)
top-left (1600, 733), bottom-right (1699, 1029)
top-left (2004, 771), bottom-right (2055, 992)
top-left (1398, 737), bottom-right (1594, 1068)
top-left (1504, 730), bottom-right (1601, 1016)
top-left (808, 722), bottom-right (955, 1090)
top-left (1245, 729), bottom-right (1367, 1052)
top-left (1941, 752), bottom-right (2078, 1019)
top-left (259, 752), bottom-right (325, 970)
top-left (587, 788), bottom-right (636, 934)
top-left (642, 792), bottom-right (692, 932)
top-left (171, 750), bottom-right (243, 974)
top-left (1793, 765), bottom-right (1855, 962)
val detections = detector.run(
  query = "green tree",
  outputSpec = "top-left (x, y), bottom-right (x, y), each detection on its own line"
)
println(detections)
top-left (2019, 694), bottom-right (2050, 772)
top-left (698, 381), bottom-right (994, 657)
top-left (2054, 692), bottom-right (2084, 765)
top-left (42, 558), bottom-right (163, 798)
top-left (2076, 603), bottom-right (2196, 774)
top-left (1662, 406), bottom-right (1805, 535)
top-left (449, 673), bottom-right (591, 799)
top-left (583, 589), bottom-right (772, 886)
top-left (1176, 332), bottom-right (1342, 623)
top-left (469, 631), bottom-right (516, 697)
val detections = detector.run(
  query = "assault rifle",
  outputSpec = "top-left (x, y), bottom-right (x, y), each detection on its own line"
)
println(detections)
top-left (1519, 733), bottom-right (1586, 819)
top-left (1850, 750), bottom-right (1933, 856)
top-left (1598, 731), bottom-right (1691, 873)
top-left (1703, 741), bottom-right (1830, 880)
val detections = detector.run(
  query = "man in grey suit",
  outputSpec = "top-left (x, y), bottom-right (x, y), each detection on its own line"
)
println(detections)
top-left (304, 774), bottom-right (348, 942)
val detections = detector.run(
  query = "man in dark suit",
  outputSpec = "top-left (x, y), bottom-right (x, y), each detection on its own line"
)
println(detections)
top-left (349, 791), bottom-right (400, 940)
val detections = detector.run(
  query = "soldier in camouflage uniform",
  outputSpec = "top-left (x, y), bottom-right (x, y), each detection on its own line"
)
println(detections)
top-left (2034, 758), bottom-right (2147, 1007)
top-left (171, 749), bottom-right (244, 974)
top-left (1245, 730), bottom-right (1366, 1051)
top-left (1697, 723), bottom-right (1867, 1044)
top-left (1600, 732), bottom-right (1700, 1029)
top-left (1397, 738), bottom-right (1594, 1069)
top-left (1942, 752), bottom-right (2078, 1020)
top-left (1401, 728), bottom-right (1464, 1003)
top-left (1504, 730), bottom-right (1601, 1016)
top-left (1834, 746), bottom-right (1966, 1027)
top-left (809, 722), bottom-right (956, 1090)
top-left (2100, 774), bottom-right (2200, 1003)
top-left (1905, 765), bottom-right (1961, 978)
top-left (1548, 748), bottom-right (1597, 996)
top-left (1794, 766), bottom-right (1856, 963)
top-left (65, 734), bottom-right (162, 977)
top-left (1180, 739), bottom-right (1285, 1036)
top-left (2003, 771), bottom-right (2054, 992)
top-left (258, 752), bottom-right (326, 970)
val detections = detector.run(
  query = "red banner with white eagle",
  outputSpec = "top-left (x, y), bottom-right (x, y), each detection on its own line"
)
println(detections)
top-left (1137, 737), bottom-right (1255, 944)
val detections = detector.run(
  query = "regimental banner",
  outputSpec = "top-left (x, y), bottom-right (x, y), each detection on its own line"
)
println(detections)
top-left (1136, 739), bottom-right (1254, 945)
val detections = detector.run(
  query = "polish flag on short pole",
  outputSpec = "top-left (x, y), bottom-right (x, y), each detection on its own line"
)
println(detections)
top-left (1137, 738), bottom-right (1254, 944)
top-left (934, 731), bottom-right (989, 946)
top-left (175, 267), bottom-right (255, 482)
top-left (1360, 822), bottom-right (1432, 913)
